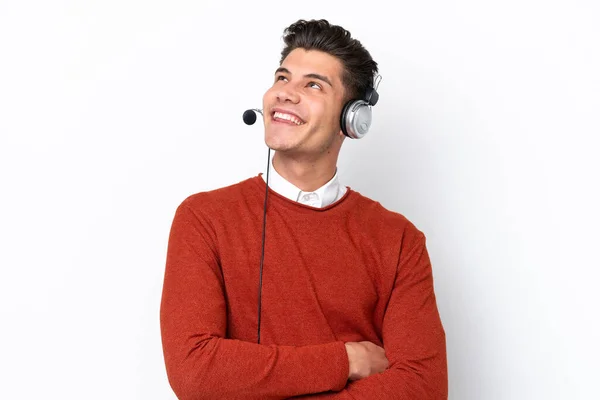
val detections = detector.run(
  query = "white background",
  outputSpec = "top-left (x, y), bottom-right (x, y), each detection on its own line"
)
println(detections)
top-left (1, 0), bottom-right (598, 399)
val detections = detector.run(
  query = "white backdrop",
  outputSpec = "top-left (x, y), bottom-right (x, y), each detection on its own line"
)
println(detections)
top-left (1, 0), bottom-right (598, 399)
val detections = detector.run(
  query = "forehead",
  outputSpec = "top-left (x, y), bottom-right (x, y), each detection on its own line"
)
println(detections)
top-left (280, 48), bottom-right (344, 84)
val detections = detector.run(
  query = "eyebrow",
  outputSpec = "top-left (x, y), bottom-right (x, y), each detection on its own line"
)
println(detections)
top-left (275, 67), bottom-right (333, 88)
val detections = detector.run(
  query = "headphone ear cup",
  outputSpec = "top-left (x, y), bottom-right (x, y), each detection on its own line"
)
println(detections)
top-left (340, 100), bottom-right (372, 139)
top-left (340, 100), bottom-right (354, 138)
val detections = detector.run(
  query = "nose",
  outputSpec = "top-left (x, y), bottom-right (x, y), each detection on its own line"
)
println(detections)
top-left (276, 83), bottom-right (300, 104)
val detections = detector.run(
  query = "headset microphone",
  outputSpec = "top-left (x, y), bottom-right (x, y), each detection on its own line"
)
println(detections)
top-left (243, 107), bottom-right (269, 345)
top-left (243, 109), bottom-right (263, 125)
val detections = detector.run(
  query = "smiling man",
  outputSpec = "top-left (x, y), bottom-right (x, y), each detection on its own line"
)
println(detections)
top-left (160, 19), bottom-right (447, 399)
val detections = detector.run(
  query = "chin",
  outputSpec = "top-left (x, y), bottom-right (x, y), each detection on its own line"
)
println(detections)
top-left (265, 138), bottom-right (296, 152)
top-left (265, 130), bottom-right (301, 152)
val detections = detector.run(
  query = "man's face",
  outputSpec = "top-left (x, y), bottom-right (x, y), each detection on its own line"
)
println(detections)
top-left (262, 48), bottom-right (346, 157)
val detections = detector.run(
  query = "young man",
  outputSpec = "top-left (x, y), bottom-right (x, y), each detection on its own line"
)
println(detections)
top-left (160, 19), bottom-right (447, 399)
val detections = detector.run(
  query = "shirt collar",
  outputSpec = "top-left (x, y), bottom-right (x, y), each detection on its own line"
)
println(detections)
top-left (262, 155), bottom-right (343, 208)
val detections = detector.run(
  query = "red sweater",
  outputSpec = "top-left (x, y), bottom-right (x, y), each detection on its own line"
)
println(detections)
top-left (160, 175), bottom-right (447, 399)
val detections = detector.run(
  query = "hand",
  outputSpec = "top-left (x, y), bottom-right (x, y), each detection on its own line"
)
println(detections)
top-left (344, 341), bottom-right (389, 381)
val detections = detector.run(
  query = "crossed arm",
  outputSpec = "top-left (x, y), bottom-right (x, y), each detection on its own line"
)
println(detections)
top-left (289, 231), bottom-right (448, 399)
top-left (159, 201), bottom-right (447, 399)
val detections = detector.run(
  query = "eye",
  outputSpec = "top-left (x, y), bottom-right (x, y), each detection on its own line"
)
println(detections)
top-left (276, 75), bottom-right (288, 82)
top-left (308, 81), bottom-right (322, 90)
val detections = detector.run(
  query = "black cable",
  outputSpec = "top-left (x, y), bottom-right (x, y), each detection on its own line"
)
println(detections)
top-left (257, 147), bottom-right (271, 344)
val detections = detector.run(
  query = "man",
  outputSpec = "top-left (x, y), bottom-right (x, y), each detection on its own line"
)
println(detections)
top-left (160, 19), bottom-right (447, 399)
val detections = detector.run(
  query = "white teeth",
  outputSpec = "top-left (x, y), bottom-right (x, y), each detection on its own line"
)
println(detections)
top-left (273, 111), bottom-right (304, 125)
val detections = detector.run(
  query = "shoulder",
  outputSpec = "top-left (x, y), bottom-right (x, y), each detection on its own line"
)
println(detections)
top-left (176, 175), bottom-right (261, 216)
top-left (350, 189), bottom-right (424, 240)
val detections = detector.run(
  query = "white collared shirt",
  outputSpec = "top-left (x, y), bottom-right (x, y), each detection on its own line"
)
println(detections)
top-left (262, 156), bottom-right (347, 208)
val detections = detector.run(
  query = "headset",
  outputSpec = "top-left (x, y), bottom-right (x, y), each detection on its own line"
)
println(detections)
top-left (339, 78), bottom-right (381, 139)
top-left (243, 74), bottom-right (381, 343)
top-left (246, 74), bottom-right (382, 140)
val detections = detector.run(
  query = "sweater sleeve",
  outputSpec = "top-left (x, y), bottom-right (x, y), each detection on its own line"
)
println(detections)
top-left (290, 230), bottom-right (448, 399)
top-left (159, 199), bottom-right (349, 400)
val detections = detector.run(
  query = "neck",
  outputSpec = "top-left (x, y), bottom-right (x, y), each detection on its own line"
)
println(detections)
top-left (272, 151), bottom-right (338, 192)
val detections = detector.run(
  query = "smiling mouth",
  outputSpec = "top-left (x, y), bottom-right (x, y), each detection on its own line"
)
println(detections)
top-left (272, 111), bottom-right (305, 126)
